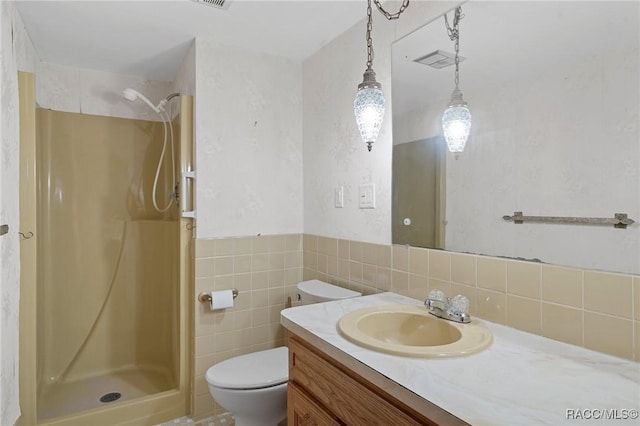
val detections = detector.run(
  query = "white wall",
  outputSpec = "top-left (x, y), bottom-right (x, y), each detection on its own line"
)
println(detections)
top-left (0, 2), bottom-right (38, 423)
top-left (172, 42), bottom-right (195, 97)
top-left (36, 62), bottom-right (172, 122)
top-left (302, 1), bottom-right (456, 244)
top-left (194, 39), bottom-right (303, 238)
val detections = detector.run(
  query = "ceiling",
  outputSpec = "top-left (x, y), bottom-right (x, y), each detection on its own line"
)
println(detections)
top-left (392, 1), bottom-right (640, 115)
top-left (15, 0), bottom-right (367, 81)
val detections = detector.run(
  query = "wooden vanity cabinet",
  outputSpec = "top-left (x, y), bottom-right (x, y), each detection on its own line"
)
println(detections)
top-left (287, 334), bottom-right (440, 426)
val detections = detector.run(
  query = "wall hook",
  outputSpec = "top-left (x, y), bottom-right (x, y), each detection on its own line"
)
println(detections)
top-left (19, 231), bottom-right (34, 240)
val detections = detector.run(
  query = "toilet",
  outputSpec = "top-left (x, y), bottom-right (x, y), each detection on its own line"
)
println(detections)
top-left (205, 280), bottom-right (361, 426)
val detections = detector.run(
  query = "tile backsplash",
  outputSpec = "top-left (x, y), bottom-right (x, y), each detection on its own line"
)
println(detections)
top-left (193, 234), bottom-right (302, 419)
top-left (193, 232), bottom-right (638, 419)
top-left (302, 234), bottom-right (639, 363)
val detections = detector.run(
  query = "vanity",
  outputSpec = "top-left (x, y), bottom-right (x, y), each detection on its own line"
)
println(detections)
top-left (281, 293), bottom-right (640, 425)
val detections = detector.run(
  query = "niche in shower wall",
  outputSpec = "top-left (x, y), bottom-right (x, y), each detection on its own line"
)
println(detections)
top-left (35, 109), bottom-right (180, 421)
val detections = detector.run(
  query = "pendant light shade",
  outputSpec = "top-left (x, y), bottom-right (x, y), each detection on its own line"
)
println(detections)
top-left (354, 68), bottom-right (385, 152)
top-left (442, 88), bottom-right (471, 154)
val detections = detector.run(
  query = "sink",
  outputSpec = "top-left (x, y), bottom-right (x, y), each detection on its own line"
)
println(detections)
top-left (337, 304), bottom-right (492, 357)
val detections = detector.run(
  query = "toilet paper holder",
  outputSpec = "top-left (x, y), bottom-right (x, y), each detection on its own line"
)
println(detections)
top-left (197, 289), bottom-right (239, 303)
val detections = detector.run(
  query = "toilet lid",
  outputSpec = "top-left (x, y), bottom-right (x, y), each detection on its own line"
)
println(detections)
top-left (205, 346), bottom-right (288, 390)
top-left (297, 279), bottom-right (361, 299)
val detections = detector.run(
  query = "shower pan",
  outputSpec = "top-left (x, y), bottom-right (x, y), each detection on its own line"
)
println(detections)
top-left (18, 72), bottom-right (193, 426)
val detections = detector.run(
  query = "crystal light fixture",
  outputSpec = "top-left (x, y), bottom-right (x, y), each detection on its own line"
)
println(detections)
top-left (442, 6), bottom-right (471, 156)
top-left (354, 0), bottom-right (409, 152)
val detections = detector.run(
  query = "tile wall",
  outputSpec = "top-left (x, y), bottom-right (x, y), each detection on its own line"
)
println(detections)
top-left (302, 234), bottom-right (640, 363)
top-left (193, 234), bottom-right (303, 419)
top-left (192, 232), bottom-right (638, 419)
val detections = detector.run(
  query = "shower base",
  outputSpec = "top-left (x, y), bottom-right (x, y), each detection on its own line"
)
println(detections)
top-left (37, 366), bottom-right (175, 421)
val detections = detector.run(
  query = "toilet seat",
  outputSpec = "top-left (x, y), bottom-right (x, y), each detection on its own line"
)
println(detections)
top-left (206, 346), bottom-right (288, 390)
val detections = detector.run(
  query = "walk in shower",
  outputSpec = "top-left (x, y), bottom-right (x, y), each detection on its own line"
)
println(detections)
top-left (19, 72), bottom-right (193, 426)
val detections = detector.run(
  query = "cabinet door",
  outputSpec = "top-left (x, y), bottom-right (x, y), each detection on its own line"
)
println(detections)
top-left (288, 382), bottom-right (342, 426)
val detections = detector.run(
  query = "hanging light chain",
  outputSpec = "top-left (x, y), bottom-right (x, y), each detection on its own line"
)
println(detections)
top-left (372, 0), bottom-right (410, 20)
top-left (366, 0), bottom-right (374, 69)
top-left (445, 7), bottom-right (464, 90)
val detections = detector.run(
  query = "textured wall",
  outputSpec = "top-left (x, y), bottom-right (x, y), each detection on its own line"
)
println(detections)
top-left (1, 3), bottom-right (29, 424)
top-left (302, 1), bottom-right (456, 244)
top-left (35, 62), bottom-right (173, 122)
top-left (194, 39), bottom-right (303, 239)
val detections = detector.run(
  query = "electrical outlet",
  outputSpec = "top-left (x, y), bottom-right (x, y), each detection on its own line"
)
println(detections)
top-left (359, 183), bottom-right (375, 209)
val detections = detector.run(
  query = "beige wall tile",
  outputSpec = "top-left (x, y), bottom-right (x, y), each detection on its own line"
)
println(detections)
top-left (268, 270), bottom-right (285, 287)
top-left (409, 273), bottom-right (428, 290)
top-left (234, 309), bottom-right (252, 330)
top-left (195, 257), bottom-right (214, 278)
top-left (251, 253), bottom-right (269, 272)
top-left (252, 236), bottom-right (269, 253)
top-left (234, 255), bottom-right (252, 274)
top-left (477, 289), bottom-right (506, 324)
top-left (194, 390), bottom-right (216, 419)
top-left (233, 237), bottom-right (253, 255)
top-left (303, 251), bottom-right (317, 269)
top-left (451, 253), bottom-right (476, 286)
top-left (316, 236), bottom-right (329, 255)
top-left (507, 261), bottom-right (540, 299)
top-left (477, 257), bottom-right (506, 292)
top-left (541, 303), bottom-right (583, 347)
top-left (376, 268), bottom-right (392, 291)
top-left (195, 335), bottom-right (215, 357)
top-left (363, 264), bottom-right (377, 286)
top-left (392, 245), bottom-right (409, 271)
top-left (634, 322), bottom-right (640, 362)
top-left (317, 254), bottom-right (328, 274)
top-left (349, 261), bottom-right (363, 283)
top-left (303, 234), bottom-right (318, 252)
top-left (392, 270), bottom-right (409, 293)
top-left (541, 265), bottom-right (583, 308)
top-left (268, 252), bottom-right (285, 270)
top-left (336, 239), bottom-right (349, 259)
top-left (634, 277), bottom-right (639, 321)
top-left (350, 241), bottom-right (363, 262)
top-left (285, 234), bottom-right (302, 251)
top-left (214, 238), bottom-right (234, 256)
top-left (285, 251), bottom-right (302, 268)
top-left (252, 307), bottom-right (268, 326)
top-left (213, 275), bottom-right (234, 291)
top-left (507, 295), bottom-right (541, 335)
top-left (429, 250), bottom-right (451, 281)
top-left (195, 239), bottom-right (216, 258)
top-left (251, 272), bottom-right (269, 290)
top-left (584, 271), bottom-right (633, 319)
top-left (251, 289), bottom-right (269, 309)
top-left (285, 268), bottom-right (302, 286)
top-left (337, 258), bottom-right (349, 280)
top-left (361, 243), bottom-right (378, 265)
top-left (196, 277), bottom-right (214, 293)
top-left (268, 234), bottom-right (286, 252)
top-left (213, 256), bottom-right (233, 276)
top-left (194, 374), bottom-right (209, 396)
top-left (326, 256), bottom-right (338, 277)
top-left (408, 247), bottom-right (429, 277)
top-left (584, 312), bottom-right (633, 360)
top-left (376, 245), bottom-right (391, 268)
top-left (234, 273), bottom-right (251, 292)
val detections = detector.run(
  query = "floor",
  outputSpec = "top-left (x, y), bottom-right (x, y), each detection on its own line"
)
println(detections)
top-left (38, 366), bottom-right (174, 421)
top-left (158, 413), bottom-right (235, 426)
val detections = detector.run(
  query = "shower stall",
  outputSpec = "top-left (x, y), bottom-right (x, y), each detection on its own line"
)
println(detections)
top-left (18, 72), bottom-right (193, 425)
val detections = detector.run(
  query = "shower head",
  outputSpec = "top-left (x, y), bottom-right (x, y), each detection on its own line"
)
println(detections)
top-left (122, 88), bottom-right (162, 113)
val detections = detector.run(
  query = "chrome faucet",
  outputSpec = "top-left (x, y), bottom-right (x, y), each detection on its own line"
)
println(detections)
top-left (424, 290), bottom-right (471, 323)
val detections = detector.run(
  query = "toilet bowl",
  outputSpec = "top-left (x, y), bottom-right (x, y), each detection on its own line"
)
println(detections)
top-left (205, 280), bottom-right (361, 426)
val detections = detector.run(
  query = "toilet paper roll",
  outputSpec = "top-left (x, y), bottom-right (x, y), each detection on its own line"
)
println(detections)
top-left (209, 289), bottom-right (235, 311)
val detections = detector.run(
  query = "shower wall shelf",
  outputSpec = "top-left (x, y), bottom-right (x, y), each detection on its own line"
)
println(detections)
top-left (502, 212), bottom-right (635, 229)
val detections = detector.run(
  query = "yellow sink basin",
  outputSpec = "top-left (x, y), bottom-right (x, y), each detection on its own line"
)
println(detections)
top-left (337, 305), bottom-right (492, 358)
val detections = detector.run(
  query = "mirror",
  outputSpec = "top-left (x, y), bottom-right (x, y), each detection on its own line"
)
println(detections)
top-left (392, 1), bottom-right (639, 275)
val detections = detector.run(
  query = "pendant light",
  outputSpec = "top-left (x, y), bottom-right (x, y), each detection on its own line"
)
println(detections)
top-left (442, 6), bottom-right (471, 156)
top-left (354, 0), bottom-right (410, 152)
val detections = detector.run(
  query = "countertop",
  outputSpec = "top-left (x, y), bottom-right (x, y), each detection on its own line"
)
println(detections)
top-left (281, 292), bottom-right (640, 426)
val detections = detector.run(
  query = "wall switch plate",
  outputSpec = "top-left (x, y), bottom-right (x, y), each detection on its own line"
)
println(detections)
top-left (359, 183), bottom-right (376, 209)
top-left (334, 186), bottom-right (344, 208)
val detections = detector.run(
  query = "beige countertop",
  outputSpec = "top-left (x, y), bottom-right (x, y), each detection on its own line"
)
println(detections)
top-left (281, 292), bottom-right (640, 426)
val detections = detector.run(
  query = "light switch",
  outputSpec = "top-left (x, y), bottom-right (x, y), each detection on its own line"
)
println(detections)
top-left (334, 186), bottom-right (344, 208)
top-left (359, 183), bottom-right (376, 209)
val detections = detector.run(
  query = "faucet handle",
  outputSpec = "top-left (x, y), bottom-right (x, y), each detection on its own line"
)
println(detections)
top-left (427, 289), bottom-right (447, 302)
top-left (450, 294), bottom-right (469, 314)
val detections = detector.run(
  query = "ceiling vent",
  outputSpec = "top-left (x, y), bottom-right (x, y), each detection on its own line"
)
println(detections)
top-left (191, 0), bottom-right (232, 10)
top-left (413, 50), bottom-right (465, 69)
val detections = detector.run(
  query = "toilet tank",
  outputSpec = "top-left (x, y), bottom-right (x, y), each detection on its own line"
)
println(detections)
top-left (297, 280), bottom-right (361, 305)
